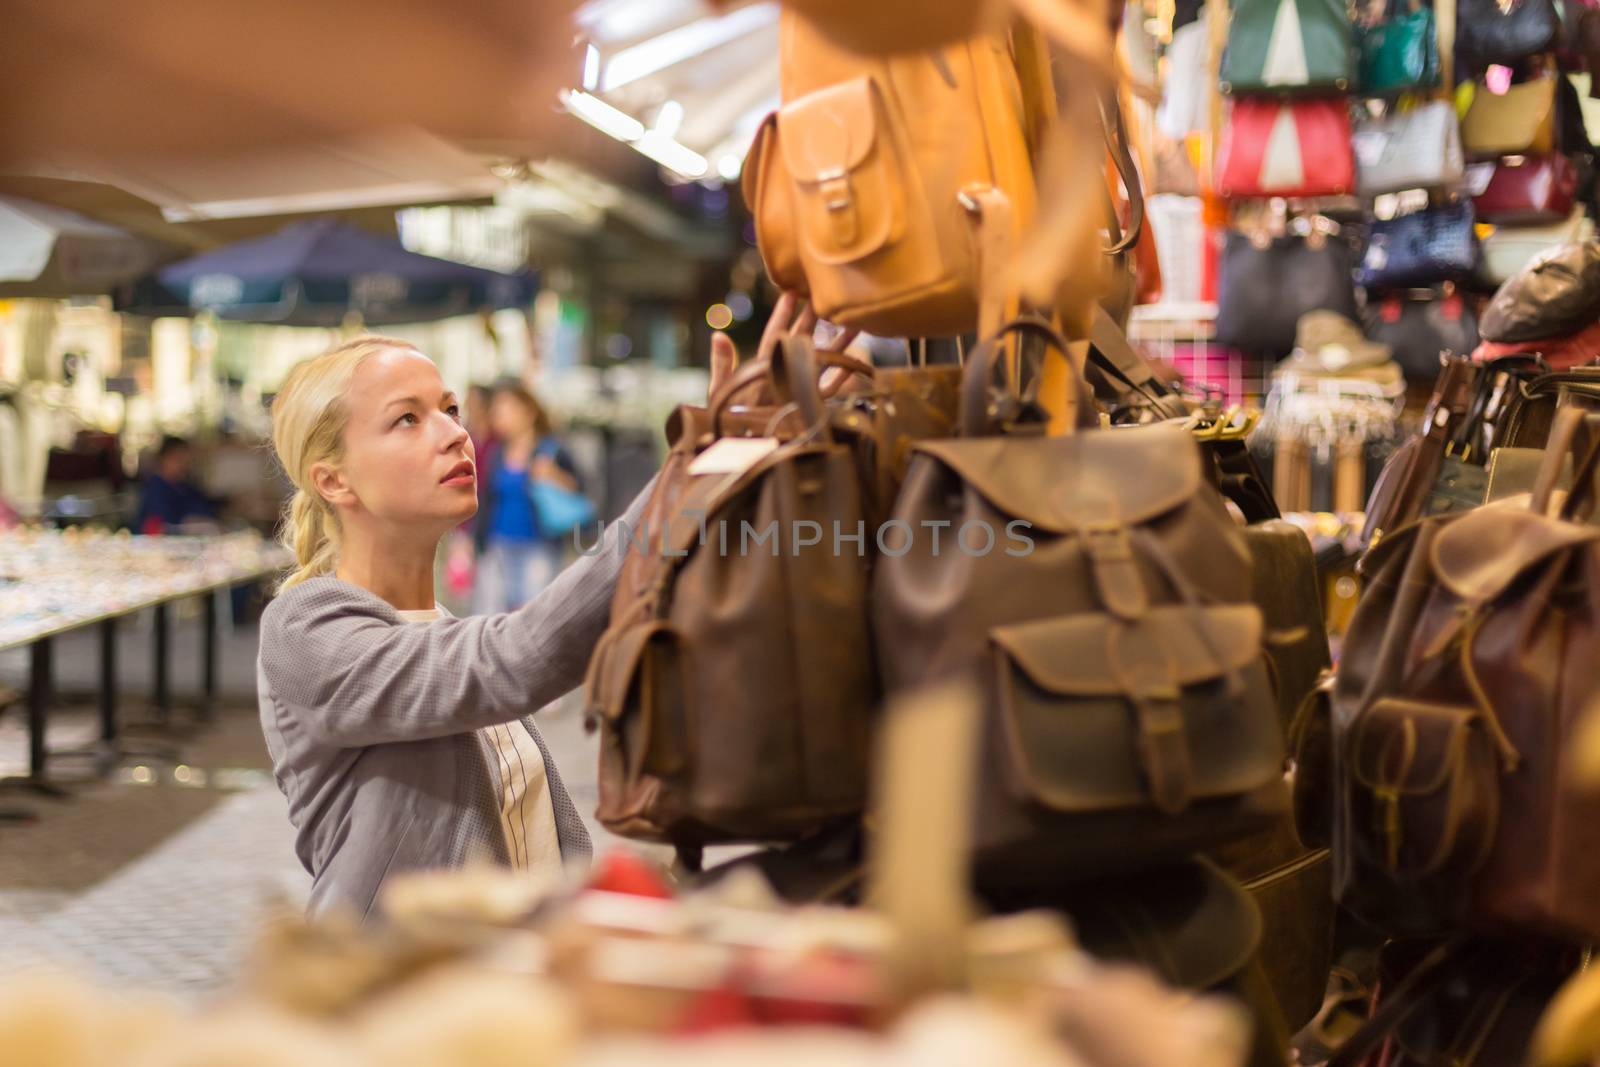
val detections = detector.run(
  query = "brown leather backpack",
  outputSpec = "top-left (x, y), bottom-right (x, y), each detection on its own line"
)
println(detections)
top-left (743, 8), bottom-right (1037, 338)
top-left (585, 339), bottom-right (881, 858)
top-left (1334, 405), bottom-right (1600, 942)
top-left (872, 317), bottom-right (1287, 886)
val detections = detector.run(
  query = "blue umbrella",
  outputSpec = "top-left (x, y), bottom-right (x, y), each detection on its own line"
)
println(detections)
top-left (116, 217), bottom-right (536, 326)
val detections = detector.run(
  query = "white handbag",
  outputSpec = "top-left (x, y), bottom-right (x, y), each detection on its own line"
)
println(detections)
top-left (1353, 101), bottom-right (1464, 197)
top-left (1481, 208), bottom-right (1597, 285)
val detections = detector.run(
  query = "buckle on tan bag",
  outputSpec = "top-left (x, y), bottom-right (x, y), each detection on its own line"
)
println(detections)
top-left (1081, 521), bottom-right (1150, 620)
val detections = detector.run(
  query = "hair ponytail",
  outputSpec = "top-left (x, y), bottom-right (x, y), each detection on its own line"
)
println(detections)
top-left (270, 334), bottom-right (418, 592)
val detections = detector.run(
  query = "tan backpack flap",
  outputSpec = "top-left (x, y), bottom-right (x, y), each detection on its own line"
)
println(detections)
top-left (742, 114), bottom-right (806, 296)
top-left (1462, 74), bottom-right (1558, 156)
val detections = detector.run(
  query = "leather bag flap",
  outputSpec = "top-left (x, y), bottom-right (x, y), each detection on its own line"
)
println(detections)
top-left (1429, 503), bottom-right (1600, 604)
top-left (914, 424), bottom-right (1203, 533)
top-left (991, 604), bottom-right (1283, 814)
top-left (777, 76), bottom-right (884, 183)
top-left (594, 619), bottom-right (677, 724)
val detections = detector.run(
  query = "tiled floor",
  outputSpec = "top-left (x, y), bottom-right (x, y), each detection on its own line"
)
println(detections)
top-left (0, 605), bottom-right (679, 1002)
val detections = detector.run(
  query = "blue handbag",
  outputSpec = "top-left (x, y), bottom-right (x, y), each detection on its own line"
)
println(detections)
top-left (530, 479), bottom-right (596, 538)
top-left (1357, 203), bottom-right (1480, 291)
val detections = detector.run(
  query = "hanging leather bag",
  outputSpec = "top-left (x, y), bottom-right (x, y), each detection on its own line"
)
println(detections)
top-left (1356, 202), bottom-right (1481, 290)
top-left (1334, 405), bottom-right (1600, 942)
top-left (1358, 1), bottom-right (1441, 95)
top-left (1496, 365), bottom-right (1600, 446)
top-left (1462, 74), bottom-right (1560, 157)
top-left (743, 8), bottom-right (1035, 337)
top-left (1363, 292), bottom-right (1481, 383)
top-left (1353, 100), bottom-right (1464, 196)
top-left (1456, 0), bottom-right (1562, 68)
top-left (1215, 229), bottom-right (1361, 361)
top-left (1362, 356), bottom-right (1482, 545)
top-left (586, 339), bottom-right (881, 855)
top-left (872, 317), bottom-right (1287, 886)
top-left (1471, 153), bottom-right (1580, 224)
top-left (1220, 0), bottom-right (1356, 93)
top-left (1216, 97), bottom-right (1356, 199)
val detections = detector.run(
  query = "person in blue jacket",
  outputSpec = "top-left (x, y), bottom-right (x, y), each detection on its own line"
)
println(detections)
top-left (472, 381), bottom-right (583, 611)
top-left (134, 436), bottom-right (219, 535)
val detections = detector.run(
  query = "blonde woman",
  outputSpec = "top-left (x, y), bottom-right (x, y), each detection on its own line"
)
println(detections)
top-left (257, 320), bottom-right (783, 919)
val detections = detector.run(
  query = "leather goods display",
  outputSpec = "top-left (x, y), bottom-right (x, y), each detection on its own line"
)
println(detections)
top-left (1362, 292), bottom-right (1480, 382)
top-left (1220, 0), bottom-right (1355, 94)
top-left (744, 10), bottom-right (1035, 336)
top-left (1215, 97), bottom-right (1355, 199)
top-left (1479, 239), bottom-right (1600, 343)
top-left (1496, 365), bottom-right (1600, 447)
top-left (1356, 202), bottom-right (1481, 290)
top-left (586, 339), bottom-right (880, 855)
top-left (1471, 153), bottom-right (1579, 225)
top-left (1480, 207), bottom-right (1596, 285)
top-left (1333, 406), bottom-right (1600, 942)
top-left (1455, 0), bottom-right (1562, 67)
top-left (1461, 74), bottom-right (1559, 157)
top-left (1358, 4), bottom-right (1440, 95)
top-left (837, 361), bottom-right (962, 529)
top-left (872, 317), bottom-right (1287, 885)
top-left (1475, 317), bottom-right (1600, 370)
top-left (1353, 100), bottom-right (1464, 196)
top-left (1215, 230), bottom-right (1361, 360)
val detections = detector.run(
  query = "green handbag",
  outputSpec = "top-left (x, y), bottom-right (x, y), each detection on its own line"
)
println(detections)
top-left (1221, 0), bottom-right (1355, 94)
top-left (1358, 4), bottom-right (1440, 96)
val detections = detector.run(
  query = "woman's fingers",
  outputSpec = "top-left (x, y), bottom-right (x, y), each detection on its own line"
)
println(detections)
top-left (758, 292), bottom-right (800, 361)
top-left (708, 331), bottom-right (738, 400)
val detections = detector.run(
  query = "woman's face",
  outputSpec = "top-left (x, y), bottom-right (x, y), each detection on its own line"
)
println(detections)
top-left (489, 392), bottom-right (535, 441)
top-left (317, 348), bottom-right (478, 532)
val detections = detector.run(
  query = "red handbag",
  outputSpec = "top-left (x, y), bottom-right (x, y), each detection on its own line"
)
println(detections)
top-left (1472, 153), bottom-right (1579, 224)
top-left (1216, 98), bottom-right (1355, 199)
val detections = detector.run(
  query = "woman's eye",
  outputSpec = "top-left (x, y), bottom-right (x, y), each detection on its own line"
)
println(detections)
top-left (394, 413), bottom-right (419, 427)
top-left (446, 404), bottom-right (462, 422)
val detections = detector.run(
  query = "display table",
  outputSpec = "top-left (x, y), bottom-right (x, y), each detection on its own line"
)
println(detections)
top-left (0, 529), bottom-right (290, 789)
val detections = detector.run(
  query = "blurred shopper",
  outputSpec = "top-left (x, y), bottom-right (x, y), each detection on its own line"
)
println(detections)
top-left (464, 383), bottom-right (494, 457)
top-left (472, 381), bottom-right (585, 612)
top-left (133, 435), bottom-right (219, 535)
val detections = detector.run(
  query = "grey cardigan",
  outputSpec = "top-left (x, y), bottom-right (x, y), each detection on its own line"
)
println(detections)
top-left (257, 482), bottom-right (651, 920)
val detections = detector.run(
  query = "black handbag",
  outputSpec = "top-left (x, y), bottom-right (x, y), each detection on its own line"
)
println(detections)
top-left (1456, 0), bottom-right (1561, 69)
top-left (1356, 203), bottom-right (1480, 291)
top-left (1479, 241), bottom-right (1600, 343)
top-left (1216, 231), bottom-right (1360, 362)
top-left (1362, 292), bottom-right (1481, 382)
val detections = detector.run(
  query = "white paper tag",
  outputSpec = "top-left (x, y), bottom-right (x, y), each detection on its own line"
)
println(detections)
top-left (1352, 130), bottom-right (1392, 168)
top-left (688, 436), bottom-right (780, 477)
top-left (1463, 162), bottom-right (1497, 197)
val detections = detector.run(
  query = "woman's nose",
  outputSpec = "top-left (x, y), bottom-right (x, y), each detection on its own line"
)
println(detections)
top-left (437, 413), bottom-right (470, 450)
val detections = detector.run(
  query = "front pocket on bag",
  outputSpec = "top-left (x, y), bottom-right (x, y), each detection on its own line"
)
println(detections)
top-left (591, 620), bottom-right (691, 786)
top-left (776, 76), bottom-right (906, 267)
top-left (1347, 696), bottom-right (1499, 883)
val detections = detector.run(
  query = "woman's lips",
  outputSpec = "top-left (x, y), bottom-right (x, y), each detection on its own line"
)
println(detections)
top-left (441, 461), bottom-right (475, 487)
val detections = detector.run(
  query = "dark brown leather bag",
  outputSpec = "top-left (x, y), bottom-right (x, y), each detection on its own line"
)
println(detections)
top-left (585, 339), bottom-right (881, 854)
top-left (873, 317), bottom-right (1287, 885)
top-left (1496, 365), bottom-right (1600, 448)
top-left (1334, 405), bottom-right (1600, 942)
top-left (1362, 356), bottom-right (1481, 546)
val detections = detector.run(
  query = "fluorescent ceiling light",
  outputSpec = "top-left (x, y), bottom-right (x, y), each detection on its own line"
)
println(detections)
top-left (653, 100), bottom-right (685, 139)
top-left (600, 3), bottom-right (778, 92)
top-left (561, 89), bottom-right (645, 142)
top-left (634, 131), bottom-right (708, 179)
top-left (582, 44), bottom-right (601, 90)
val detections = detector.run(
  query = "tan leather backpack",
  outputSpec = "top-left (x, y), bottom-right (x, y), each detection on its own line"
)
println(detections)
top-left (742, 8), bottom-right (1037, 339)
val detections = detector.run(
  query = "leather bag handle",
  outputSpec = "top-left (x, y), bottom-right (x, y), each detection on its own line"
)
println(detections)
top-left (958, 316), bottom-right (1096, 436)
top-left (1099, 87), bottom-right (1145, 256)
top-left (1533, 403), bottom-right (1586, 516)
top-left (769, 335), bottom-right (877, 442)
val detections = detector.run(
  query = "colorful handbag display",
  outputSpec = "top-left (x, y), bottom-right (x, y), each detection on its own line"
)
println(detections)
top-left (1363, 292), bottom-right (1481, 382)
top-left (1356, 202), bottom-right (1480, 290)
top-left (1353, 100), bottom-right (1464, 195)
top-left (1220, 0), bottom-right (1355, 93)
top-left (1456, 0), bottom-right (1562, 68)
top-left (1216, 98), bottom-right (1355, 199)
top-left (1357, 3), bottom-right (1440, 95)
top-left (1461, 75), bottom-right (1559, 156)
top-left (1480, 207), bottom-right (1596, 284)
top-left (1470, 153), bottom-right (1579, 224)
top-left (1215, 229), bottom-right (1361, 359)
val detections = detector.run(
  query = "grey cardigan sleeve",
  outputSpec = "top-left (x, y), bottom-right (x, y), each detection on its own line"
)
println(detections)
top-left (260, 477), bottom-right (655, 747)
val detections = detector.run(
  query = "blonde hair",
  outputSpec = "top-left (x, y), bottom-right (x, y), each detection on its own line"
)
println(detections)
top-left (270, 335), bottom-right (418, 590)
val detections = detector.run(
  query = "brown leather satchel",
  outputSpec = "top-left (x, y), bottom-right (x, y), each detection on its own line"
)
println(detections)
top-left (1334, 405), bottom-right (1600, 942)
top-left (743, 8), bottom-right (1037, 338)
top-left (1362, 356), bottom-right (1481, 547)
top-left (585, 339), bottom-right (882, 856)
top-left (873, 317), bottom-right (1287, 885)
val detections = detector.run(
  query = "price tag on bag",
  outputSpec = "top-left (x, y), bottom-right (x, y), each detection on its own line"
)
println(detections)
top-left (1463, 163), bottom-right (1497, 197)
top-left (688, 436), bottom-right (780, 477)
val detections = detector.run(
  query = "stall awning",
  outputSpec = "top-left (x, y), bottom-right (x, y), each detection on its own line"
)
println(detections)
top-left (0, 196), bottom-right (175, 297)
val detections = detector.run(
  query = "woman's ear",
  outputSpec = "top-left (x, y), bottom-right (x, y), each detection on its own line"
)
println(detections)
top-left (309, 461), bottom-right (356, 510)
